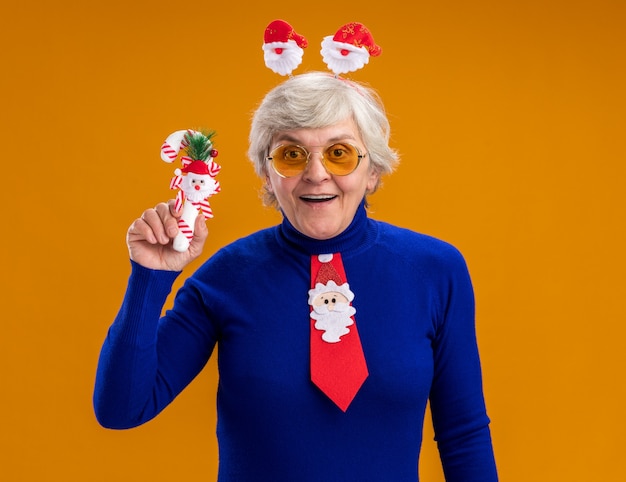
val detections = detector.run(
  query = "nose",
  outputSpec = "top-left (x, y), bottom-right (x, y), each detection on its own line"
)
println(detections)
top-left (302, 151), bottom-right (330, 182)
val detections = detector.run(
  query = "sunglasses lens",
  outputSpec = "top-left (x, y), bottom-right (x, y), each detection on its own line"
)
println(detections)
top-left (323, 143), bottom-right (360, 175)
top-left (271, 145), bottom-right (309, 177)
top-left (269, 143), bottom-right (362, 177)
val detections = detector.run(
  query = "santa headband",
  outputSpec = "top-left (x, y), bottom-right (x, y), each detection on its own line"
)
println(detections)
top-left (262, 20), bottom-right (381, 77)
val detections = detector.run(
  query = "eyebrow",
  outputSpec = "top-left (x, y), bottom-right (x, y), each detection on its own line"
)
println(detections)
top-left (273, 133), bottom-right (357, 145)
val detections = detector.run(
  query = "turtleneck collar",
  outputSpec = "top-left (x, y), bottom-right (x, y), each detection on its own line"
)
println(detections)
top-left (275, 200), bottom-right (377, 257)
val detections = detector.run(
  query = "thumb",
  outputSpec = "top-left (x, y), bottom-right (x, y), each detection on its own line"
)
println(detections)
top-left (189, 213), bottom-right (208, 251)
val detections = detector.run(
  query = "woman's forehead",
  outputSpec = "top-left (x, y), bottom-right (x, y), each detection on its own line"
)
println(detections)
top-left (271, 118), bottom-right (361, 145)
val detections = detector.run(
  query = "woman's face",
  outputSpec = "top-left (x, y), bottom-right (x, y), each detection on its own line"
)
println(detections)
top-left (266, 117), bottom-right (380, 240)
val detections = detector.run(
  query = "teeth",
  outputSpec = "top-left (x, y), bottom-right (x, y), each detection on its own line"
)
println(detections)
top-left (300, 194), bottom-right (337, 203)
top-left (301, 194), bottom-right (336, 201)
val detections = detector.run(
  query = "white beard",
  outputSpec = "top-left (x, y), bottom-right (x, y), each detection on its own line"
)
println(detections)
top-left (311, 302), bottom-right (356, 343)
top-left (320, 37), bottom-right (370, 75)
top-left (263, 41), bottom-right (304, 76)
top-left (182, 176), bottom-right (218, 202)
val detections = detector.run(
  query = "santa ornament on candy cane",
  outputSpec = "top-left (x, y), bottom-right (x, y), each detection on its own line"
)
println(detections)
top-left (160, 129), bottom-right (221, 252)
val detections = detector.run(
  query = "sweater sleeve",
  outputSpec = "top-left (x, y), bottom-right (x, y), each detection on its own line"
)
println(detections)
top-left (428, 247), bottom-right (498, 481)
top-left (93, 260), bottom-right (218, 429)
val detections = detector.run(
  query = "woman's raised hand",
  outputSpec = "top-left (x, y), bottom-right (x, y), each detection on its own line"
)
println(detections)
top-left (126, 200), bottom-right (208, 271)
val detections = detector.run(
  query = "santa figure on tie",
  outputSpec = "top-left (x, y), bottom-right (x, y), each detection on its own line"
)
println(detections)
top-left (308, 254), bottom-right (357, 343)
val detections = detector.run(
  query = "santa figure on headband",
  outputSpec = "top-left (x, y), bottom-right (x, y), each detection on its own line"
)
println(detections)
top-left (262, 19), bottom-right (308, 76)
top-left (321, 22), bottom-right (382, 76)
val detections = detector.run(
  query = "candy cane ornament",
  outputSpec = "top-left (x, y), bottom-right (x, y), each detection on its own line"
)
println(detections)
top-left (160, 129), bottom-right (221, 252)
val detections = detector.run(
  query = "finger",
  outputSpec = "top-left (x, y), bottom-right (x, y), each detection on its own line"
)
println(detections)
top-left (127, 218), bottom-right (157, 244)
top-left (167, 199), bottom-right (181, 217)
top-left (194, 213), bottom-right (208, 242)
top-left (152, 202), bottom-right (179, 240)
top-left (189, 213), bottom-right (208, 255)
top-left (140, 208), bottom-right (170, 245)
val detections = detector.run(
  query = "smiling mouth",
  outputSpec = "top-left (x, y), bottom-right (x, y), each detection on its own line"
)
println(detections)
top-left (300, 194), bottom-right (338, 203)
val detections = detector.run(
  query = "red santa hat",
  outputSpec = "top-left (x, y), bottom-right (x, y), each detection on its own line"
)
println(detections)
top-left (316, 257), bottom-right (344, 285)
top-left (308, 254), bottom-right (355, 304)
top-left (331, 22), bottom-right (381, 57)
top-left (182, 160), bottom-right (211, 175)
top-left (264, 19), bottom-right (308, 48)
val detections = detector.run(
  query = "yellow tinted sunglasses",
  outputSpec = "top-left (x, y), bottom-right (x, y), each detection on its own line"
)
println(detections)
top-left (266, 143), bottom-right (366, 178)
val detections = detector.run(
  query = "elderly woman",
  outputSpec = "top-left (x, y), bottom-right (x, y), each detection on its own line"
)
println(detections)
top-left (94, 72), bottom-right (498, 481)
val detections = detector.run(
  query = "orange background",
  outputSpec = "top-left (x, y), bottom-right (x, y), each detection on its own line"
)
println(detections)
top-left (1, 0), bottom-right (624, 480)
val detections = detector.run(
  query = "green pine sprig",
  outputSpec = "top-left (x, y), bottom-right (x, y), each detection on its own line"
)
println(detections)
top-left (184, 130), bottom-right (217, 161)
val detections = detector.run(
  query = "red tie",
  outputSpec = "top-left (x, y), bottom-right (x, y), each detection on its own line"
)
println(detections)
top-left (309, 253), bottom-right (368, 411)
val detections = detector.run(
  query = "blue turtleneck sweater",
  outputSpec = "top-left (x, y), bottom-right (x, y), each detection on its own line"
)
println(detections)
top-left (94, 203), bottom-right (498, 481)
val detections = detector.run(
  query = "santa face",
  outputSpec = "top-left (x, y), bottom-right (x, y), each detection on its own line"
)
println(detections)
top-left (311, 291), bottom-right (350, 312)
top-left (182, 173), bottom-right (217, 202)
top-left (266, 117), bottom-right (380, 240)
top-left (310, 292), bottom-right (356, 343)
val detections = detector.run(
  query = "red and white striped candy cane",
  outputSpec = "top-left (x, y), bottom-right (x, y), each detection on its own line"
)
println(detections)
top-left (173, 189), bottom-right (185, 213)
top-left (207, 162), bottom-right (221, 177)
top-left (170, 173), bottom-right (183, 190)
top-left (192, 199), bottom-right (214, 219)
top-left (160, 129), bottom-right (197, 163)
